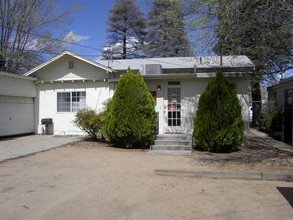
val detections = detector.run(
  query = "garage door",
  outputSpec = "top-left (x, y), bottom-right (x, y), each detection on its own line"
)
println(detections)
top-left (0, 96), bottom-right (34, 137)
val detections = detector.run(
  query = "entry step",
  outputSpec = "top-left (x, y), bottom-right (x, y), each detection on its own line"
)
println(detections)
top-left (147, 150), bottom-right (192, 156)
top-left (149, 134), bottom-right (192, 156)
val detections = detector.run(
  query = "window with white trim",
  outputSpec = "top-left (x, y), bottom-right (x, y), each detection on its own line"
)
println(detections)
top-left (57, 91), bottom-right (86, 112)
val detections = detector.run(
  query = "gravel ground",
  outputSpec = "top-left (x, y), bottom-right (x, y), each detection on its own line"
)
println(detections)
top-left (0, 137), bottom-right (293, 220)
top-left (191, 131), bottom-right (293, 173)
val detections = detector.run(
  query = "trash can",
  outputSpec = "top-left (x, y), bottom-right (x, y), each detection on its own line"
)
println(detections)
top-left (41, 118), bottom-right (54, 135)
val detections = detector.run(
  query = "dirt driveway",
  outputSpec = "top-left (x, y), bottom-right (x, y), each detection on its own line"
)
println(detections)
top-left (1, 138), bottom-right (292, 220)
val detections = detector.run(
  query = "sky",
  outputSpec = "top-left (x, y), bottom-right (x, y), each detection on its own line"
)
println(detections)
top-left (58, 0), bottom-right (148, 59)
top-left (57, 0), bottom-right (292, 78)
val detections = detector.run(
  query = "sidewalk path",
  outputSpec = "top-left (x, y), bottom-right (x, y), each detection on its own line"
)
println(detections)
top-left (0, 135), bottom-right (82, 162)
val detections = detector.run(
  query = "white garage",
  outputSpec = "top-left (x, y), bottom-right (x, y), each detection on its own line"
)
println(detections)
top-left (0, 72), bottom-right (37, 137)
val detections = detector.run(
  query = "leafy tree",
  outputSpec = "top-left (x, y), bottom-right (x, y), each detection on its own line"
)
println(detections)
top-left (193, 72), bottom-right (243, 152)
top-left (0, 0), bottom-right (77, 74)
top-left (145, 0), bottom-right (191, 57)
top-left (185, 0), bottom-right (293, 126)
top-left (214, 0), bottom-right (292, 126)
top-left (102, 0), bottom-right (146, 59)
top-left (103, 68), bottom-right (156, 148)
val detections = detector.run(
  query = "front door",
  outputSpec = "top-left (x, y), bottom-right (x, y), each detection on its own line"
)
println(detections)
top-left (164, 86), bottom-right (184, 133)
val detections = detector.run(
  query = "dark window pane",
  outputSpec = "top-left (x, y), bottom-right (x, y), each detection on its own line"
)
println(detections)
top-left (173, 119), bottom-right (177, 126)
top-left (172, 112), bottom-right (176, 118)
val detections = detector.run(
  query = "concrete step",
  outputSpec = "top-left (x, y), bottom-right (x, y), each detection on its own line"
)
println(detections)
top-left (152, 145), bottom-right (192, 151)
top-left (147, 150), bottom-right (192, 156)
top-left (156, 134), bottom-right (192, 141)
top-left (154, 140), bottom-right (191, 146)
top-left (149, 134), bottom-right (193, 156)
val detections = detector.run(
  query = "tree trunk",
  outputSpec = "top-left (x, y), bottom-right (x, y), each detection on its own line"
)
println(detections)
top-left (250, 79), bottom-right (262, 127)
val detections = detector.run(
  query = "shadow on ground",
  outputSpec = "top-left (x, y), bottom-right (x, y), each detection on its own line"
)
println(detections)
top-left (195, 132), bottom-right (293, 168)
top-left (276, 187), bottom-right (293, 207)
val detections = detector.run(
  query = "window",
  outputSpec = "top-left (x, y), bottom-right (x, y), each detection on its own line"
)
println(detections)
top-left (167, 87), bottom-right (181, 126)
top-left (57, 91), bottom-right (86, 112)
top-left (68, 61), bottom-right (75, 69)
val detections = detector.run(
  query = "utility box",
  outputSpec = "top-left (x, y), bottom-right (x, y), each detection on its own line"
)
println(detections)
top-left (140, 64), bottom-right (162, 75)
top-left (41, 118), bottom-right (54, 135)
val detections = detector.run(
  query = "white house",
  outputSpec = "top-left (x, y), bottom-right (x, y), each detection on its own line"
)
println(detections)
top-left (22, 51), bottom-right (254, 137)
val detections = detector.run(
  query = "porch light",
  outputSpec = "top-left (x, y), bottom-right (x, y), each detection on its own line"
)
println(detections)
top-left (157, 85), bottom-right (161, 91)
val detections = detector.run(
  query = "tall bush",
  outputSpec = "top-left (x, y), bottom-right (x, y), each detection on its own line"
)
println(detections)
top-left (103, 68), bottom-right (156, 148)
top-left (193, 72), bottom-right (243, 152)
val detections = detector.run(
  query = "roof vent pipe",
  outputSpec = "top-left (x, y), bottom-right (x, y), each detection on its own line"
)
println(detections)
top-left (220, 55), bottom-right (223, 66)
top-left (199, 57), bottom-right (202, 64)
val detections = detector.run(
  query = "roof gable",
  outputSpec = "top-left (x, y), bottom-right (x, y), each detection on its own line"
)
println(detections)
top-left (24, 50), bottom-right (113, 76)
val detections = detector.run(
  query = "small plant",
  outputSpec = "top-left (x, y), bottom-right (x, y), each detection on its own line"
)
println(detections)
top-left (193, 72), bottom-right (243, 152)
top-left (102, 68), bottom-right (156, 148)
top-left (73, 109), bottom-right (104, 140)
top-left (258, 103), bottom-right (282, 135)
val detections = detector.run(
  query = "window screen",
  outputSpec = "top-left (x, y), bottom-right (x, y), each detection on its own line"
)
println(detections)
top-left (57, 91), bottom-right (86, 112)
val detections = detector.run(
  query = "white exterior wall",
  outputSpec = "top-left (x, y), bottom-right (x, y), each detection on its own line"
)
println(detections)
top-left (0, 74), bottom-right (36, 97)
top-left (37, 82), bottom-right (110, 135)
top-left (33, 54), bottom-right (111, 135)
top-left (36, 74), bottom-right (249, 136)
top-left (145, 76), bottom-right (249, 136)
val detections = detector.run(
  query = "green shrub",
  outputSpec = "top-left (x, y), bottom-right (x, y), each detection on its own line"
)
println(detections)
top-left (73, 109), bottom-right (104, 140)
top-left (193, 72), bottom-right (243, 152)
top-left (102, 68), bottom-right (156, 148)
top-left (258, 103), bottom-right (282, 133)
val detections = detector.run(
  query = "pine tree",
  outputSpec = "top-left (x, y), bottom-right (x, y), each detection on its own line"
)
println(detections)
top-left (145, 0), bottom-right (191, 57)
top-left (193, 72), bottom-right (243, 152)
top-left (103, 68), bottom-right (156, 148)
top-left (102, 0), bottom-right (146, 59)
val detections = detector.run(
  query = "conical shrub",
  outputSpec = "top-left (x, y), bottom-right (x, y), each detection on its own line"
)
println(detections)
top-left (193, 72), bottom-right (243, 152)
top-left (103, 68), bottom-right (156, 148)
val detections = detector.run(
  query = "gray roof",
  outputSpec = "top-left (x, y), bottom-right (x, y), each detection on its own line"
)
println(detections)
top-left (97, 55), bottom-right (255, 71)
top-left (279, 76), bottom-right (293, 84)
